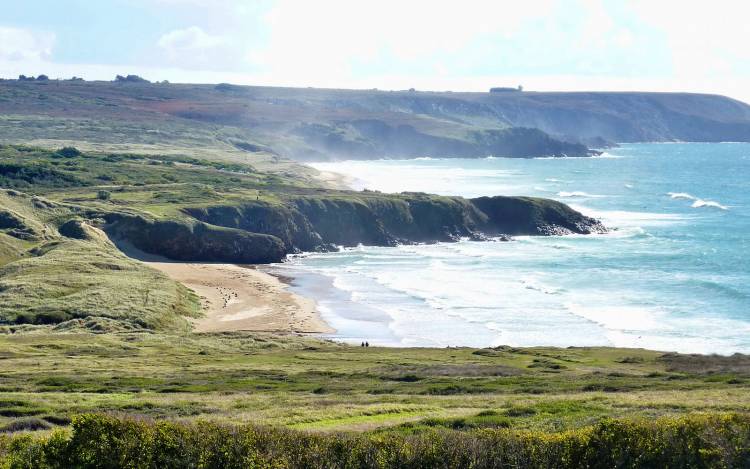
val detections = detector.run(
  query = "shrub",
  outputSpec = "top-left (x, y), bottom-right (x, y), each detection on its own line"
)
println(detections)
top-left (96, 190), bottom-right (111, 201)
top-left (0, 413), bottom-right (748, 468)
top-left (114, 75), bottom-right (149, 83)
top-left (0, 418), bottom-right (51, 433)
top-left (54, 147), bottom-right (82, 158)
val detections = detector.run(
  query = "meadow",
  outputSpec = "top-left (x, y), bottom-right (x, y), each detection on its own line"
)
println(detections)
top-left (0, 331), bottom-right (749, 467)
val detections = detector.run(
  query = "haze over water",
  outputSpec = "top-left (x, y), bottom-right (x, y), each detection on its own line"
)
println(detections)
top-left (275, 143), bottom-right (750, 354)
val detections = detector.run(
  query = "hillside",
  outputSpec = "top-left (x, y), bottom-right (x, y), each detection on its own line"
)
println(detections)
top-left (1, 80), bottom-right (748, 164)
top-left (0, 145), bottom-right (603, 329)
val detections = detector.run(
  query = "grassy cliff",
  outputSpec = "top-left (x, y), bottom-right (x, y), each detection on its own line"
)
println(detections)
top-left (0, 80), bottom-right (596, 160)
top-left (0, 190), bottom-right (200, 330)
top-left (2, 80), bottom-right (749, 163)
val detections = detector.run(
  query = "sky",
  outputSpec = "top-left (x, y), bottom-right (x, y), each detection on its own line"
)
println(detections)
top-left (1, 0), bottom-right (749, 103)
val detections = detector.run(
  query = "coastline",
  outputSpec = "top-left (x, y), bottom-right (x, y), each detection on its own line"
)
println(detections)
top-left (264, 262), bottom-right (402, 346)
top-left (312, 166), bottom-right (356, 190)
top-left (116, 238), bottom-right (333, 334)
top-left (150, 262), bottom-right (333, 334)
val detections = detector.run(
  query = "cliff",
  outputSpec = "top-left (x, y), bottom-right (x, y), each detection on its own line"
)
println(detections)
top-left (103, 213), bottom-right (287, 264)
top-left (4, 81), bottom-right (748, 163)
top-left (172, 193), bottom-right (605, 262)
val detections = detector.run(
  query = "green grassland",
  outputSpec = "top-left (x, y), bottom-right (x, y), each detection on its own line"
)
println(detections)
top-left (0, 331), bottom-right (748, 435)
top-left (0, 80), bottom-right (597, 161)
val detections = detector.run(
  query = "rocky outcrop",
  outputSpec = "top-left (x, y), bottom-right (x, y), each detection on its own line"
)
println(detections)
top-left (180, 193), bottom-right (606, 262)
top-left (471, 196), bottom-right (607, 235)
top-left (103, 213), bottom-right (286, 263)
top-left (94, 192), bottom-right (604, 265)
top-left (184, 202), bottom-right (323, 252)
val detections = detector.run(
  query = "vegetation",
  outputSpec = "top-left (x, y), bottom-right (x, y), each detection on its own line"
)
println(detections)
top-left (0, 332), bottom-right (747, 432)
top-left (1, 79), bottom-right (749, 162)
top-left (0, 332), bottom-right (748, 466)
top-left (1, 413), bottom-right (748, 468)
top-left (0, 188), bottom-right (199, 329)
top-left (0, 79), bottom-right (749, 465)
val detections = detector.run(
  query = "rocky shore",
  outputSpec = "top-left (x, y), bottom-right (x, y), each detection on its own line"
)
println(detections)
top-left (103, 192), bottom-right (606, 264)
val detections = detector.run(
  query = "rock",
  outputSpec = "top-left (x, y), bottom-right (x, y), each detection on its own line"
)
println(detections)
top-left (104, 213), bottom-right (286, 264)
top-left (470, 195), bottom-right (606, 236)
top-left (314, 243), bottom-right (339, 253)
top-left (58, 219), bottom-right (90, 240)
top-left (99, 192), bottom-right (606, 264)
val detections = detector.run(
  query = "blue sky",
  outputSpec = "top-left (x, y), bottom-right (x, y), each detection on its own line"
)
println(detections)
top-left (1, 0), bottom-right (749, 102)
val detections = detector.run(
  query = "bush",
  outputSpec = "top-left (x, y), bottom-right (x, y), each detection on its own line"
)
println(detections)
top-left (0, 413), bottom-right (748, 468)
top-left (54, 147), bottom-right (82, 158)
top-left (0, 418), bottom-right (51, 433)
top-left (114, 75), bottom-right (149, 83)
top-left (96, 190), bottom-right (111, 201)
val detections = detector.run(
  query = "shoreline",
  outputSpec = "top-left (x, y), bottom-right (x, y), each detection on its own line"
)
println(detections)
top-left (152, 262), bottom-right (333, 334)
top-left (312, 166), bottom-right (355, 190)
top-left (264, 262), bottom-right (402, 346)
top-left (115, 239), bottom-right (333, 334)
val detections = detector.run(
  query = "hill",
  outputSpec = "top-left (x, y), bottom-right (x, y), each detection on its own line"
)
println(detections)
top-left (1, 79), bottom-right (748, 163)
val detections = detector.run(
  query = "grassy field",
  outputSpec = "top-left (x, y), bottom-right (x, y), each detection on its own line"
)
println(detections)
top-left (0, 331), bottom-right (747, 435)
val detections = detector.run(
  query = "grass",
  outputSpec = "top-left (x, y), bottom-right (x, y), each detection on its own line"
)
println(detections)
top-left (0, 332), bottom-right (746, 434)
top-left (0, 188), bottom-right (200, 330)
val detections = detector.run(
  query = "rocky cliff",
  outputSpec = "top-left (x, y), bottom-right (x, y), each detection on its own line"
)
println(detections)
top-left (103, 213), bottom-right (287, 264)
top-left (159, 193), bottom-right (607, 262)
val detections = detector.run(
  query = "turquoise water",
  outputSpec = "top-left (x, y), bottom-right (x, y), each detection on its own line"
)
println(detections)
top-left (275, 143), bottom-right (750, 353)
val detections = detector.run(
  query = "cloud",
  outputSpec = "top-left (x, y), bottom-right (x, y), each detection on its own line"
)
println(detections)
top-left (628, 0), bottom-right (750, 76)
top-left (248, 0), bottom-right (553, 82)
top-left (157, 26), bottom-right (227, 64)
top-left (156, 24), bottom-right (263, 71)
top-left (0, 27), bottom-right (55, 62)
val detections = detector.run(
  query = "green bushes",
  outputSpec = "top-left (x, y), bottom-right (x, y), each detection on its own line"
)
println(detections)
top-left (1, 413), bottom-right (748, 468)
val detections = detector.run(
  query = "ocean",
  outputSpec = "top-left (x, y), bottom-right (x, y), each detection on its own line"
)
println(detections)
top-left (270, 143), bottom-right (750, 354)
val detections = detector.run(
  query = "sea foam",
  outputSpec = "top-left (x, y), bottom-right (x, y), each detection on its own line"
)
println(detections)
top-left (691, 199), bottom-right (728, 210)
top-left (668, 192), bottom-right (696, 200)
top-left (557, 191), bottom-right (599, 198)
top-left (667, 192), bottom-right (728, 210)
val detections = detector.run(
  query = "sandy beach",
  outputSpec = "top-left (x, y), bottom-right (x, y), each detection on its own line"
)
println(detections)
top-left (147, 261), bottom-right (333, 334)
top-left (313, 167), bottom-right (355, 190)
top-left (111, 238), bottom-right (332, 334)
